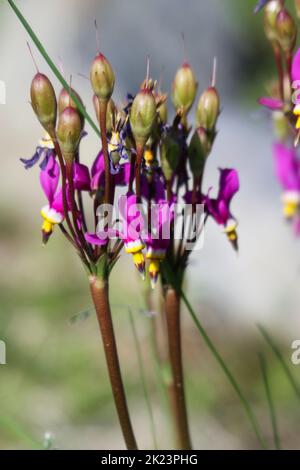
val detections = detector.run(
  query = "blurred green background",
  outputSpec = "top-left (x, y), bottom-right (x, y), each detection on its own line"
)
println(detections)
top-left (1, 0), bottom-right (300, 450)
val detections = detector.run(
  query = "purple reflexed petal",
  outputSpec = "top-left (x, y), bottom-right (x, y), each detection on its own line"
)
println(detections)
top-left (273, 142), bottom-right (300, 190)
top-left (258, 97), bottom-right (283, 110)
top-left (292, 48), bottom-right (300, 84)
top-left (118, 193), bottom-right (144, 241)
top-left (20, 147), bottom-right (42, 169)
top-left (85, 232), bottom-right (109, 246)
top-left (141, 173), bottom-right (166, 202)
top-left (51, 188), bottom-right (64, 216)
top-left (218, 169), bottom-right (240, 204)
top-left (91, 151), bottom-right (104, 177)
top-left (115, 163), bottom-right (131, 186)
top-left (73, 163), bottom-right (91, 191)
top-left (254, 0), bottom-right (269, 14)
top-left (40, 155), bottom-right (60, 205)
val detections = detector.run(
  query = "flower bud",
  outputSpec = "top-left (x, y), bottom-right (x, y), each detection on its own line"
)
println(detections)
top-left (130, 89), bottom-right (157, 147)
top-left (196, 86), bottom-right (220, 131)
top-left (188, 127), bottom-right (211, 177)
top-left (57, 107), bottom-right (83, 162)
top-left (156, 93), bottom-right (168, 124)
top-left (90, 53), bottom-right (115, 103)
top-left (58, 87), bottom-right (85, 126)
top-left (264, 0), bottom-right (282, 43)
top-left (276, 8), bottom-right (297, 52)
top-left (160, 133), bottom-right (180, 181)
top-left (30, 73), bottom-right (57, 134)
top-left (171, 63), bottom-right (197, 114)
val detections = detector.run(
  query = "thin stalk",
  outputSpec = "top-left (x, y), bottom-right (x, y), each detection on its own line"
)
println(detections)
top-left (135, 144), bottom-right (144, 199)
top-left (128, 308), bottom-right (158, 450)
top-left (161, 262), bottom-right (267, 449)
top-left (273, 43), bottom-right (284, 102)
top-left (98, 99), bottom-right (111, 205)
top-left (89, 275), bottom-right (138, 450)
top-left (258, 353), bottom-right (281, 450)
top-left (164, 288), bottom-right (192, 450)
top-left (257, 324), bottom-right (300, 401)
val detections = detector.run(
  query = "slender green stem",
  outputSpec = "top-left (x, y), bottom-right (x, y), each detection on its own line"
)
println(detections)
top-left (89, 276), bottom-right (138, 450)
top-left (257, 324), bottom-right (300, 401)
top-left (258, 353), bottom-right (281, 450)
top-left (164, 288), bottom-right (192, 450)
top-left (162, 262), bottom-right (267, 449)
top-left (128, 308), bottom-right (158, 450)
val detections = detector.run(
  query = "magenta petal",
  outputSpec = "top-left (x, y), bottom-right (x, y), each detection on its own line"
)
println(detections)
top-left (218, 169), bottom-right (240, 204)
top-left (115, 162), bottom-right (131, 186)
top-left (73, 163), bottom-right (90, 191)
top-left (40, 155), bottom-right (60, 205)
top-left (292, 48), bottom-right (300, 84)
top-left (258, 97), bottom-right (283, 110)
top-left (273, 142), bottom-right (300, 191)
top-left (85, 232), bottom-right (109, 246)
top-left (91, 151), bottom-right (104, 177)
top-left (51, 188), bottom-right (64, 216)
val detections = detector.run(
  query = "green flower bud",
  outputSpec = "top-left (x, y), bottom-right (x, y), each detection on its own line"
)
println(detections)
top-left (171, 63), bottom-right (198, 114)
top-left (264, 0), bottom-right (282, 43)
top-left (160, 133), bottom-right (180, 181)
top-left (30, 73), bottom-right (57, 134)
top-left (57, 107), bottom-right (83, 162)
top-left (90, 53), bottom-right (115, 103)
top-left (196, 86), bottom-right (220, 131)
top-left (276, 8), bottom-right (297, 52)
top-left (156, 93), bottom-right (168, 124)
top-left (188, 127), bottom-right (211, 177)
top-left (130, 89), bottom-right (157, 147)
top-left (58, 87), bottom-right (85, 126)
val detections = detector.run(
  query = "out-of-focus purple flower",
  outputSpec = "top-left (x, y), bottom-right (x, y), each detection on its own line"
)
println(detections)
top-left (254, 0), bottom-right (271, 14)
top-left (204, 168), bottom-right (239, 249)
top-left (40, 155), bottom-right (64, 244)
top-left (91, 151), bottom-right (130, 191)
top-left (273, 142), bottom-right (300, 219)
top-left (292, 48), bottom-right (300, 85)
top-left (21, 134), bottom-right (55, 170)
top-left (258, 97), bottom-right (284, 110)
top-left (145, 201), bottom-right (174, 288)
top-left (141, 171), bottom-right (166, 203)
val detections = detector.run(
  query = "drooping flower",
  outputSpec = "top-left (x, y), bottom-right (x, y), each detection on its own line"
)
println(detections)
top-left (204, 168), bottom-right (240, 249)
top-left (40, 155), bottom-right (64, 244)
top-left (20, 133), bottom-right (55, 170)
top-left (145, 201), bottom-right (174, 288)
top-left (273, 142), bottom-right (300, 218)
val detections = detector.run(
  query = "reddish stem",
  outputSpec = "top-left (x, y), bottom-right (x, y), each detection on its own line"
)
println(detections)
top-left (98, 99), bottom-right (111, 205)
top-left (89, 276), bottom-right (138, 450)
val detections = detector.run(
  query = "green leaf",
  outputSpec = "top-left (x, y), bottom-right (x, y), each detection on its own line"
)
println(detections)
top-left (7, 0), bottom-right (100, 138)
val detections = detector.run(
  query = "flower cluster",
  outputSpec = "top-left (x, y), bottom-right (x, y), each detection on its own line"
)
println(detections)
top-left (255, 0), bottom-right (300, 234)
top-left (22, 48), bottom-right (239, 287)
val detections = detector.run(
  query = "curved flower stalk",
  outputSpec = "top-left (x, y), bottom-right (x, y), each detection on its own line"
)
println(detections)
top-left (254, 0), bottom-right (300, 235)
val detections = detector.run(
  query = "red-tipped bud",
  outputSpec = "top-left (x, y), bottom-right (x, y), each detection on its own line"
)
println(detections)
top-left (264, 0), bottom-right (282, 43)
top-left (276, 8), bottom-right (297, 52)
top-left (90, 53), bottom-right (115, 103)
top-left (171, 63), bottom-right (198, 114)
top-left (30, 73), bottom-right (57, 134)
top-left (57, 107), bottom-right (83, 162)
top-left (196, 86), bottom-right (220, 131)
top-left (130, 89), bottom-right (157, 147)
top-left (58, 87), bottom-right (85, 126)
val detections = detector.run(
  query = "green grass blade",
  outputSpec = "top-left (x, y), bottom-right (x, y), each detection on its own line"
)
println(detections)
top-left (128, 307), bottom-right (158, 450)
top-left (0, 415), bottom-right (42, 449)
top-left (162, 261), bottom-right (267, 449)
top-left (258, 353), bottom-right (281, 450)
top-left (7, 0), bottom-right (100, 137)
top-left (258, 324), bottom-right (300, 401)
